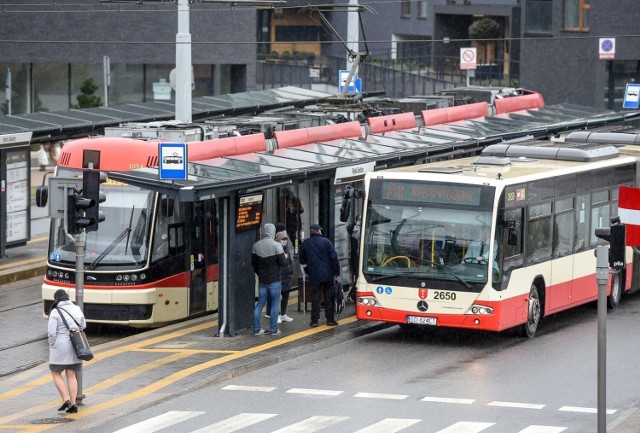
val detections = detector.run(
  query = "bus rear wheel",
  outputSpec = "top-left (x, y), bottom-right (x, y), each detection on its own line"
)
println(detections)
top-left (608, 271), bottom-right (622, 309)
top-left (518, 284), bottom-right (541, 338)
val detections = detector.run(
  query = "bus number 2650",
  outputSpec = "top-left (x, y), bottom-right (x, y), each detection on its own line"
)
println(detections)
top-left (433, 291), bottom-right (456, 301)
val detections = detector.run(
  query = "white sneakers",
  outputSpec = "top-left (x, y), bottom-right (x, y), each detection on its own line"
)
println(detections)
top-left (265, 314), bottom-right (293, 323)
top-left (264, 314), bottom-right (284, 323)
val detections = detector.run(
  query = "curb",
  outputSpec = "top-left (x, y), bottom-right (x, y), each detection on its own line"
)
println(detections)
top-left (0, 265), bottom-right (47, 286)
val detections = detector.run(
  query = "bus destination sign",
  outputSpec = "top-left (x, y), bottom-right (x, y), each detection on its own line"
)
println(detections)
top-left (236, 193), bottom-right (264, 231)
top-left (380, 181), bottom-right (482, 206)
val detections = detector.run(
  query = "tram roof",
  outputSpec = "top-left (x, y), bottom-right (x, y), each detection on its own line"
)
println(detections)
top-left (0, 86), bottom-right (335, 143)
top-left (107, 105), bottom-right (640, 201)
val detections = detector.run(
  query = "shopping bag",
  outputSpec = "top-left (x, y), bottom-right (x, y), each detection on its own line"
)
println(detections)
top-left (37, 147), bottom-right (49, 166)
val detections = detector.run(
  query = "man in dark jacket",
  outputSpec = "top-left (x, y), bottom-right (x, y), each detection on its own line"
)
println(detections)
top-left (252, 223), bottom-right (288, 335)
top-left (299, 223), bottom-right (341, 327)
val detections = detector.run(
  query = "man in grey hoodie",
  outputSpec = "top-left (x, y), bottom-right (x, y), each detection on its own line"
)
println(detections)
top-left (252, 223), bottom-right (288, 335)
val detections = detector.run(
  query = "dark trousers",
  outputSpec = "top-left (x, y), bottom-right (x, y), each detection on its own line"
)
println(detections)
top-left (310, 280), bottom-right (335, 324)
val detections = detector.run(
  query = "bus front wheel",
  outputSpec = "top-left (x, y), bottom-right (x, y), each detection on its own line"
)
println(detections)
top-left (518, 284), bottom-right (541, 338)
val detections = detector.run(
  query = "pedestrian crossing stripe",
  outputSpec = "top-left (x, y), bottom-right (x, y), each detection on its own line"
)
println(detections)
top-left (112, 411), bottom-right (204, 433)
top-left (435, 422), bottom-right (495, 432)
top-left (353, 418), bottom-right (420, 433)
top-left (191, 413), bottom-right (277, 433)
top-left (110, 412), bottom-right (570, 433)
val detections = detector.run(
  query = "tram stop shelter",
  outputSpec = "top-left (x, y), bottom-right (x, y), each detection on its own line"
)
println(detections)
top-left (0, 132), bottom-right (33, 259)
top-left (108, 104), bottom-right (640, 335)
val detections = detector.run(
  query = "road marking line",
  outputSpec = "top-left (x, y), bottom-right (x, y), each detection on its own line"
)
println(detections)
top-left (222, 384), bottom-right (276, 392)
top-left (0, 315), bottom-right (359, 431)
top-left (354, 392), bottom-right (408, 400)
top-left (191, 413), bottom-right (277, 433)
top-left (421, 396), bottom-right (475, 404)
top-left (0, 256), bottom-right (46, 271)
top-left (353, 418), bottom-right (420, 433)
top-left (518, 426), bottom-right (567, 433)
top-left (112, 410), bottom-right (204, 433)
top-left (558, 406), bottom-right (616, 414)
top-left (488, 401), bottom-right (544, 409)
top-left (286, 388), bottom-right (343, 396)
top-left (436, 421), bottom-right (494, 433)
top-left (271, 415), bottom-right (349, 433)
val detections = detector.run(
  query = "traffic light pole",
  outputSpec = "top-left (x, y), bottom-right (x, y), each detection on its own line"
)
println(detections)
top-left (75, 230), bottom-right (86, 404)
top-left (595, 245), bottom-right (608, 433)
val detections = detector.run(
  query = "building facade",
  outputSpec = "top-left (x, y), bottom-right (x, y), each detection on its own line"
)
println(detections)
top-left (0, 1), bottom-right (256, 115)
top-left (1, 0), bottom-right (638, 115)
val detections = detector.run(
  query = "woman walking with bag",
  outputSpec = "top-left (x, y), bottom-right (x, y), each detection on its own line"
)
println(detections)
top-left (47, 289), bottom-right (86, 414)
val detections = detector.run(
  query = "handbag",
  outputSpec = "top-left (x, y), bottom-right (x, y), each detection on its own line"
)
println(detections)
top-left (56, 307), bottom-right (94, 361)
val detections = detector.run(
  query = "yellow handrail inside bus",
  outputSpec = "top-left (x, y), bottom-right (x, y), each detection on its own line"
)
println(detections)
top-left (381, 256), bottom-right (411, 267)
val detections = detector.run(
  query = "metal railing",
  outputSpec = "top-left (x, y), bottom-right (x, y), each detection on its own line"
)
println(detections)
top-left (256, 55), bottom-right (520, 98)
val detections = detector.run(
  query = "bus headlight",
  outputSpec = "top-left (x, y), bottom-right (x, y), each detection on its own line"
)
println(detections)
top-left (358, 296), bottom-right (377, 307)
top-left (466, 304), bottom-right (493, 315)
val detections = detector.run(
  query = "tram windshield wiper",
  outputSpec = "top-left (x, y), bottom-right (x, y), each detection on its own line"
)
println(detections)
top-left (86, 228), bottom-right (132, 270)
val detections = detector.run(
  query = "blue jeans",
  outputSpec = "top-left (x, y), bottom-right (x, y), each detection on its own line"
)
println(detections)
top-left (254, 281), bottom-right (282, 333)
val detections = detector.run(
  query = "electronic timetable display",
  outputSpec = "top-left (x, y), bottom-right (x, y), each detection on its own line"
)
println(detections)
top-left (235, 193), bottom-right (264, 231)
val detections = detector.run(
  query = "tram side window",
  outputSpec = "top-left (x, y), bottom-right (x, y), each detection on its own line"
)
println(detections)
top-left (152, 196), bottom-right (184, 260)
top-left (590, 189), bottom-right (610, 246)
top-left (553, 197), bottom-right (574, 258)
top-left (575, 193), bottom-right (590, 252)
top-left (526, 202), bottom-right (552, 264)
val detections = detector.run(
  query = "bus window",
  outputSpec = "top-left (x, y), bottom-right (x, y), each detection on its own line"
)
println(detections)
top-left (526, 202), bottom-right (552, 264)
top-left (575, 193), bottom-right (590, 252)
top-left (500, 207), bottom-right (524, 287)
top-left (590, 189), bottom-right (611, 245)
top-left (553, 197), bottom-right (574, 258)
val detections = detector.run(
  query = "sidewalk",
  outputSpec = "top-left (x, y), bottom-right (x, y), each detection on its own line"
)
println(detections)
top-left (0, 299), bottom-right (389, 430)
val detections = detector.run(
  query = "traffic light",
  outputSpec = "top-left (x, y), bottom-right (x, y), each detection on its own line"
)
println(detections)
top-left (594, 217), bottom-right (626, 270)
top-left (66, 170), bottom-right (107, 235)
top-left (82, 170), bottom-right (107, 232)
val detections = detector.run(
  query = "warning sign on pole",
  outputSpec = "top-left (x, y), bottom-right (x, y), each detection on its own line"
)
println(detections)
top-left (460, 47), bottom-right (477, 70)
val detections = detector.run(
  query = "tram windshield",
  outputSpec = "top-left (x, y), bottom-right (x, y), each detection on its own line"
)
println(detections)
top-left (362, 179), bottom-right (497, 288)
top-left (49, 169), bottom-right (155, 268)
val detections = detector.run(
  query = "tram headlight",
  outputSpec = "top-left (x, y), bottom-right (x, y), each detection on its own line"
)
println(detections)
top-left (64, 272), bottom-right (70, 279)
top-left (116, 275), bottom-right (123, 281)
top-left (466, 304), bottom-right (493, 315)
top-left (130, 274), bottom-right (138, 282)
top-left (123, 275), bottom-right (130, 282)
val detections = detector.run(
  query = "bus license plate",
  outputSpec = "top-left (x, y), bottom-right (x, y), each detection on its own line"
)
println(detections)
top-left (407, 316), bottom-right (437, 326)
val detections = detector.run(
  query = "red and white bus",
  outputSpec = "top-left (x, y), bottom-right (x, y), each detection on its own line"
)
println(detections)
top-left (355, 140), bottom-right (640, 337)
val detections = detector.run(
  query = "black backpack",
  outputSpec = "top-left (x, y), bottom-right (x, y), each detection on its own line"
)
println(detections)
top-left (334, 280), bottom-right (345, 315)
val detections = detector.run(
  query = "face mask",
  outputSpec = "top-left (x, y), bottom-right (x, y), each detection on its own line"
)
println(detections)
top-left (280, 241), bottom-right (288, 246)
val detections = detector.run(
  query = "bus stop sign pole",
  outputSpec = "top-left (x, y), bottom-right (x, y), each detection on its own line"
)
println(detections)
top-left (595, 245), bottom-right (608, 433)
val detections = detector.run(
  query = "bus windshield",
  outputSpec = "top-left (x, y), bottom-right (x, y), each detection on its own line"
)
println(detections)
top-left (362, 179), bottom-right (496, 288)
top-left (49, 169), bottom-right (155, 268)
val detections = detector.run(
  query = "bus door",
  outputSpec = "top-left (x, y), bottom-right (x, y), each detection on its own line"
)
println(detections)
top-left (188, 201), bottom-right (207, 315)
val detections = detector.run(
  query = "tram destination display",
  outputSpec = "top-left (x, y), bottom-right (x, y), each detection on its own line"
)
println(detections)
top-left (236, 193), bottom-right (264, 231)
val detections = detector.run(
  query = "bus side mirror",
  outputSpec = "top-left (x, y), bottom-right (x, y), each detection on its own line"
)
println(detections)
top-left (161, 197), bottom-right (174, 217)
top-left (507, 220), bottom-right (518, 246)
